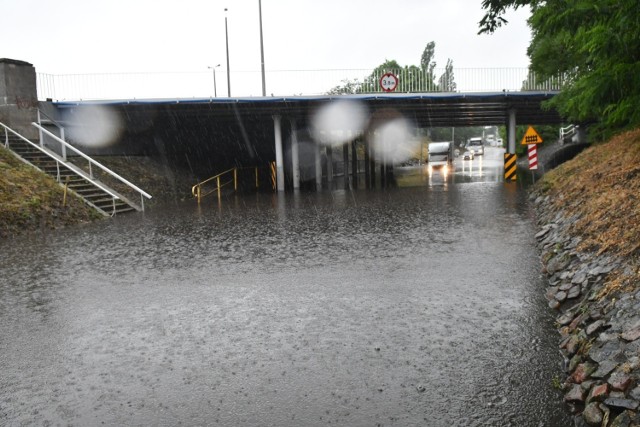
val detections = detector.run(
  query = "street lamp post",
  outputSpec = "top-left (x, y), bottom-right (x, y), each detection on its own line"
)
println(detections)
top-left (208, 64), bottom-right (220, 97)
top-left (258, 0), bottom-right (266, 96)
top-left (224, 8), bottom-right (231, 97)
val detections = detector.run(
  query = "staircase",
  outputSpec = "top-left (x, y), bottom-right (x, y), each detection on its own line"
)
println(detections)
top-left (3, 129), bottom-right (148, 217)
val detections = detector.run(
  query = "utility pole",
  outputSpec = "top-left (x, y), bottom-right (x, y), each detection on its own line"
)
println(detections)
top-left (225, 8), bottom-right (231, 97)
top-left (259, 0), bottom-right (266, 96)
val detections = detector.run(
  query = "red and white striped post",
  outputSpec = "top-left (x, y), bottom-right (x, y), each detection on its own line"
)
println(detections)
top-left (528, 144), bottom-right (538, 170)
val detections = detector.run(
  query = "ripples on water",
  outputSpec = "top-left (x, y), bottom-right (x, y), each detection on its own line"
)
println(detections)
top-left (0, 183), bottom-right (570, 426)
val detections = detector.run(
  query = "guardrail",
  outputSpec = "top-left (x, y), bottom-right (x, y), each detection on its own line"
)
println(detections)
top-left (37, 68), bottom-right (565, 101)
top-left (31, 122), bottom-right (152, 210)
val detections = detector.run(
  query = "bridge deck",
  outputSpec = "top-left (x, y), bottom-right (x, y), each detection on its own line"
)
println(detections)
top-left (54, 91), bottom-right (562, 128)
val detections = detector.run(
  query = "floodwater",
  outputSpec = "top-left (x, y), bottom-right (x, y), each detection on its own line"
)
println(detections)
top-left (0, 148), bottom-right (571, 426)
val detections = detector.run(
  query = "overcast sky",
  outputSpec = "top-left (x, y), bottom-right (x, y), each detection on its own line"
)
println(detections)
top-left (2, 0), bottom-right (532, 98)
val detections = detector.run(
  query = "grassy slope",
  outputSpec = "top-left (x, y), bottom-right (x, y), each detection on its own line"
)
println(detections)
top-left (0, 146), bottom-right (101, 238)
top-left (0, 149), bottom-right (198, 239)
top-left (536, 128), bottom-right (640, 294)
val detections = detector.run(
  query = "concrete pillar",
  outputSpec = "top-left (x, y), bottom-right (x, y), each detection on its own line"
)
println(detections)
top-left (368, 133), bottom-right (376, 188)
top-left (343, 142), bottom-right (349, 189)
top-left (0, 59), bottom-right (38, 139)
top-left (290, 119), bottom-right (300, 190)
top-left (351, 140), bottom-right (358, 188)
top-left (326, 145), bottom-right (333, 187)
top-left (273, 115), bottom-right (285, 192)
top-left (314, 142), bottom-right (322, 190)
top-left (508, 109), bottom-right (516, 154)
top-left (364, 139), bottom-right (370, 189)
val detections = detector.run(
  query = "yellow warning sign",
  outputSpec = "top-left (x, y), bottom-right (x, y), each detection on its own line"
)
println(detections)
top-left (521, 126), bottom-right (543, 145)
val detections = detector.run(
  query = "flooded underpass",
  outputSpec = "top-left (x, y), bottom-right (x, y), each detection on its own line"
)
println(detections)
top-left (0, 147), bottom-right (571, 426)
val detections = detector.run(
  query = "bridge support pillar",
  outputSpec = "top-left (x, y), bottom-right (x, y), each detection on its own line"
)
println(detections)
top-left (368, 133), bottom-right (376, 188)
top-left (343, 140), bottom-right (349, 189)
top-left (290, 119), bottom-right (300, 190)
top-left (364, 139), bottom-right (370, 189)
top-left (507, 109), bottom-right (516, 154)
top-left (326, 145), bottom-right (333, 188)
top-left (314, 142), bottom-right (322, 190)
top-left (273, 115), bottom-right (285, 192)
top-left (351, 139), bottom-right (358, 189)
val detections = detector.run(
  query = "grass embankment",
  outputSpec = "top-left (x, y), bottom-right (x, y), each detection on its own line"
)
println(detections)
top-left (0, 149), bottom-right (197, 239)
top-left (536, 128), bottom-right (640, 296)
top-left (0, 146), bottom-right (101, 238)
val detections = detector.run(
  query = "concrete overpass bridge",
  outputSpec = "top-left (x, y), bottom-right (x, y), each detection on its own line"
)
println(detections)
top-left (48, 91), bottom-right (561, 190)
top-left (3, 59), bottom-right (564, 194)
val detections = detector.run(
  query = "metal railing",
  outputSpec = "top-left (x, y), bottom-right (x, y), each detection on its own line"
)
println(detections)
top-left (1, 121), bottom-right (124, 208)
top-left (559, 124), bottom-right (577, 143)
top-left (31, 122), bottom-right (152, 211)
top-left (192, 168), bottom-right (238, 203)
top-left (36, 68), bottom-right (565, 101)
top-left (192, 165), bottom-right (275, 203)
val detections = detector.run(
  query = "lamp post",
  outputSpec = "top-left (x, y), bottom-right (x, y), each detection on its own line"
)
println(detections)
top-left (224, 8), bottom-right (231, 97)
top-left (258, 0), bottom-right (266, 96)
top-left (208, 64), bottom-right (220, 97)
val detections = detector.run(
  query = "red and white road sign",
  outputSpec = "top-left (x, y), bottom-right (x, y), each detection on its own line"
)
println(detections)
top-left (528, 144), bottom-right (538, 170)
top-left (379, 73), bottom-right (398, 92)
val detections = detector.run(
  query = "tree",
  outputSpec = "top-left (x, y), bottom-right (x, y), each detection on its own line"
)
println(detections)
top-left (326, 78), bottom-right (362, 95)
top-left (479, 0), bottom-right (640, 139)
top-left (438, 59), bottom-right (457, 92)
top-left (478, 0), bottom-right (531, 34)
top-left (420, 41), bottom-right (438, 90)
top-left (360, 59), bottom-right (404, 93)
top-left (428, 126), bottom-right (485, 147)
top-left (325, 42), bottom-right (455, 94)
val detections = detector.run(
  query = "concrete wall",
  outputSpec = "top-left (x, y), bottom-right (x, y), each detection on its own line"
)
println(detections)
top-left (0, 58), bottom-right (38, 139)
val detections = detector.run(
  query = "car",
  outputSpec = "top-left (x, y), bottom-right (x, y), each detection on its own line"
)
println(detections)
top-left (462, 151), bottom-right (474, 160)
top-left (466, 138), bottom-right (485, 156)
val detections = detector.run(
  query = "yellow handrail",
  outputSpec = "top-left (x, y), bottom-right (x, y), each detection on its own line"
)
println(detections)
top-left (191, 167), bottom-right (237, 203)
top-left (191, 165), bottom-right (275, 203)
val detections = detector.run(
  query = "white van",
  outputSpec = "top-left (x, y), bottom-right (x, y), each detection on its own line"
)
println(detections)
top-left (466, 137), bottom-right (484, 156)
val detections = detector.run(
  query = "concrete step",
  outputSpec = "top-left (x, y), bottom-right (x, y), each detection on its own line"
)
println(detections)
top-left (67, 182), bottom-right (94, 189)
top-left (78, 191), bottom-right (111, 199)
top-left (5, 137), bottom-right (140, 216)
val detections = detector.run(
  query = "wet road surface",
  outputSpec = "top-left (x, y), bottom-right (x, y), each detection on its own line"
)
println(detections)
top-left (0, 147), bottom-right (571, 426)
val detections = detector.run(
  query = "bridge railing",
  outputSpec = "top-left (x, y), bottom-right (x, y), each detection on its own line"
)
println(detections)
top-left (37, 68), bottom-right (565, 101)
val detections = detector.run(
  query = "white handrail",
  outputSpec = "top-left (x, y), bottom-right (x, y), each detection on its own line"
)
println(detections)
top-left (32, 122), bottom-right (152, 201)
top-left (559, 124), bottom-right (576, 141)
top-left (0, 121), bottom-right (123, 201)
